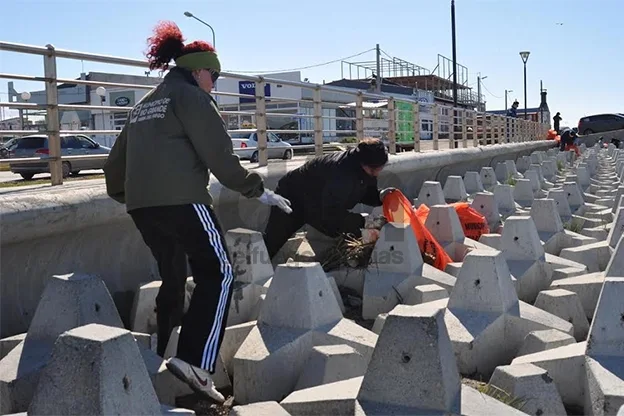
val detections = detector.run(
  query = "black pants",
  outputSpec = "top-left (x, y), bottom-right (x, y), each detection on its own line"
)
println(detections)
top-left (264, 203), bottom-right (306, 260)
top-left (130, 203), bottom-right (234, 374)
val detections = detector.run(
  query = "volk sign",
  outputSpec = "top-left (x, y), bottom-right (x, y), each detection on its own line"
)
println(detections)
top-left (238, 81), bottom-right (271, 104)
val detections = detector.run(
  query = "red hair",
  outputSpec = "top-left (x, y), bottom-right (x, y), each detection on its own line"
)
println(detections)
top-left (146, 21), bottom-right (216, 71)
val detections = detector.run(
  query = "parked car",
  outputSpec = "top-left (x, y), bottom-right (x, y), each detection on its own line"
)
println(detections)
top-left (230, 131), bottom-right (293, 163)
top-left (577, 113), bottom-right (624, 135)
top-left (10, 134), bottom-right (111, 180)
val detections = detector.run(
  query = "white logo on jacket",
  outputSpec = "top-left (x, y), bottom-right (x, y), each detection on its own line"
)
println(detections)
top-left (129, 97), bottom-right (171, 124)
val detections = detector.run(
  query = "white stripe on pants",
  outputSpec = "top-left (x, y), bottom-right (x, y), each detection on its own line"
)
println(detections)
top-left (192, 204), bottom-right (234, 372)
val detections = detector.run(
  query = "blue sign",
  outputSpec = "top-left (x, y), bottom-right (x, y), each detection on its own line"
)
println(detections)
top-left (238, 81), bottom-right (271, 104)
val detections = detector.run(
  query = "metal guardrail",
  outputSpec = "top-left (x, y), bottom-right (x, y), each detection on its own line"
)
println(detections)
top-left (0, 40), bottom-right (550, 185)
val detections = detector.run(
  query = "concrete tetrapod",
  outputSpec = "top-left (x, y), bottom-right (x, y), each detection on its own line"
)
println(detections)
top-left (232, 262), bottom-right (377, 404)
top-left (0, 273), bottom-right (125, 414)
top-left (488, 363), bottom-right (566, 416)
top-left (517, 329), bottom-right (576, 357)
top-left (493, 184), bottom-right (519, 219)
top-left (424, 204), bottom-right (493, 262)
top-left (480, 166), bottom-right (499, 191)
top-left (512, 278), bottom-right (624, 413)
top-left (443, 175), bottom-right (468, 203)
top-left (280, 303), bottom-right (526, 415)
top-left (415, 181), bottom-right (446, 207)
top-left (471, 192), bottom-right (502, 231)
top-left (463, 171), bottom-right (484, 195)
top-left (361, 222), bottom-right (424, 319)
top-left (24, 324), bottom-right (193, 415)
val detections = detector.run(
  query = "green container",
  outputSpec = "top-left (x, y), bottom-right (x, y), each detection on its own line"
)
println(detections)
top-left (396, 101), bottom-right (415, 143)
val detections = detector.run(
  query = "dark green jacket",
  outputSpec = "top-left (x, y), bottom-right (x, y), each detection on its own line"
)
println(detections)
top-left (104, 67), bottom-right (264, 211)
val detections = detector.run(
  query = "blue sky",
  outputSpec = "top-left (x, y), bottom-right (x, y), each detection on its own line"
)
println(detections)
top-left (1, 0), bottom-right (622, 127)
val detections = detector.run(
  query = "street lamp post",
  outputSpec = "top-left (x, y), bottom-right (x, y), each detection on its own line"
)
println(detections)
top-left (95, 87), bottom-right (107, 143)
top-left (184, 11), bottom-right (216, 48)
top-left (519, 51), bottom-right (530, 120)
top-left (20, 91), bottom-right (31, 130)
top-left (505, 89), bottom-right (513, 112)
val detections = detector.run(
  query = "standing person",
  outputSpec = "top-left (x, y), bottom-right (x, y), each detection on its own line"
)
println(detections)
top-left (506, 100), bottom-right (519, 118)
top-left (553, 112), bottom-right (562, 134)
top-left (103, 21), bottom-right (291, 402)
top-left (263, 138), bottom-right (395, 260)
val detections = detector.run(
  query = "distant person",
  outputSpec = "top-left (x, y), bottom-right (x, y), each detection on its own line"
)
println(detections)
top-left (559, 128), bottom-right (580, 157)
top-left (611, 137), bottom-right (621, 149)
top-left (506, 100), bottom-right (519, 118)
top-left (103, 21), bottom-right (291, 402)
top-left (553, 112), bottom-right (562, 134)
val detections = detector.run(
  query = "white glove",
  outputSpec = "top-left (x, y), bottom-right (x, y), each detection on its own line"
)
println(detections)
top-left (258, 189), bottom-right (292, 214)
top-left (361, 228), bottom-right (380, 244)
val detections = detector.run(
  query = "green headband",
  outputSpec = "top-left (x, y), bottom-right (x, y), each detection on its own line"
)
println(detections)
top-left (175, 51), bottom-right (221, 72)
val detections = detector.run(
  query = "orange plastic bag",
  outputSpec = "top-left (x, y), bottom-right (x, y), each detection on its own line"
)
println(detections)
top-left (414, 202), bottom-right (490, 241)
top-left (382, 190), bottom-right (452, 271)
top-left (451, 202), bottom-right (490, 240)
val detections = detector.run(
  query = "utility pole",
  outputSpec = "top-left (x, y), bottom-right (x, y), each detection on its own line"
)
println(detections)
top-left (539, 80), bottom-right (544, 123)
top-left (375, 44), bottom-right (381, 93)
top-left (505, 89), bottom-right (513, 112)
top-left (477, 75), bottom-right (481, 111)
top-left (451, 0), bottom-right (458, 107)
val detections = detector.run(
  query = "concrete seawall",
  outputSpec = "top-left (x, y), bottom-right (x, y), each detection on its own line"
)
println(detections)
top-left (0, 140), bottom-right (555, 337)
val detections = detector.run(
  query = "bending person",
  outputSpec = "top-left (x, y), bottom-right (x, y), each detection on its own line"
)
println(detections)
top-left (103, 21), bottom-right (291, 402)
top-left (263, 138), bottom-right (395, 260)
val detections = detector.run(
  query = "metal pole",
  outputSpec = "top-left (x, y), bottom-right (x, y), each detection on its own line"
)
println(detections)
top-left (505, 90), bottom-right (508, 112)
top-left (43, 44), bottom-right (63, 185)
top-left (375, 44), bottom-right (381, 93)
top-left (451, 0), bottom-right (458, 107)
top-left (477, 76), bottom-right (481, 111)
top-left (523, 62), bottom-right (528, 120)
top-left (188, 14), bottom-right (216, 47)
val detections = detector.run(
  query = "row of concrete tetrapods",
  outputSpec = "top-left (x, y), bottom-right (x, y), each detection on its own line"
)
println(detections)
top-left (1, 143), bottom-right (624, 415)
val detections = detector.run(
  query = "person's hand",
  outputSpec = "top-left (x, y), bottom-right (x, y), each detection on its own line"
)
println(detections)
top-left (361, 228), bottom-right (380, 244)
top-left (258, 189), bottom-right (292, 214)
top-left (380, 187), bottom-right (397, 201)
top-left (365, 214), bottom-right (388, 230)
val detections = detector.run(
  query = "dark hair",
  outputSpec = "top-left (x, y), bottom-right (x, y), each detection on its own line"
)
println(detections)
top-left (146, 21), bottom-right (216, 71)
top-left (356, 138), bottom-right (388, 167)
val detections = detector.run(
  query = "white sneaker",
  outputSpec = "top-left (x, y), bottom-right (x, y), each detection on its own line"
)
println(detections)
top-left (165, 357), bottom-right (225, 403)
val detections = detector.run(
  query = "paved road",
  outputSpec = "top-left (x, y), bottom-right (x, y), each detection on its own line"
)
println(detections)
top-left (0, 139), bottom-right (477, 188)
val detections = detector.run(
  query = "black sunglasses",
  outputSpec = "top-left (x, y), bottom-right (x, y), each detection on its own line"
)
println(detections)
top-left (209, 70), bottom-right (220, 83)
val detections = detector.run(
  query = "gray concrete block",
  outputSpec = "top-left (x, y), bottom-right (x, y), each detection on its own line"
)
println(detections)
top-left (232, 261), bottom-right (376, 404)
top-left (513, 179), bottom-right (535, 208)
top-left (584, 355), bottom-right (624, 416)
top-left (607, 207), bottom-right (624, 249)
top-left (494, 184), bottom-right (517, 217)
top-left (448, 250), bottom-right (519, 316)
top-left (28, 273), bottom-right (124, 344)
top-left (463, 171), bottom-right (484, 194)
top-left (28, 324), bottom-right (162, 415)
top-left (517, 329), bottom-right (576, 356)
top-left (0, 333), bottom-right (25, 360)
top-left (362, 222), bottom-right (424, 319)
top-left (417, 181), bottom-right (445, 207)
top-left (405, 284), bottom-right (448, 305)
top-left (534, 289), bottom-right (590, 341)
top-left (294, 345), bottom-right (368, 391)
top-left (489, 363), bottom-right (566, 416)
top-left (586, 278), bottom-right (624, 358)
top-left (550, 272), bottom-right (605, 320)
top-left (230, 401), bottom-right (291, 416)
top-left (512, 342), bottom-right (587, 408)
top-left (478, 233), bottom-right (502, 249)
top-left (548, 189), bottom-right (573, 223)
top-left (560, 242), bottom-right (613, 273)
top-left (358, 304), bottom-right (461, 414)
top-left (225, 228), bottom-right (274, 285)
top-left (130, 280), bottom-right (161, 334)
top-left (443, 175), bottom-right (468, 203)
top-left (480, 166), bottom-right (498, 190)
top-left (0, 273), bottom-right (125, 414)
top-left (220, 321), bottom-right (256, 376)
top-left (471, 192), bottom-right (502, 229)
top-left (259, 263), bottom-right (342, 330)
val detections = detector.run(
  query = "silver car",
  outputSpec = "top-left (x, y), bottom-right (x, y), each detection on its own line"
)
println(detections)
top-left (10, 134), bottom-right (111, 180)
top-left (230, 131), bottom-right (293, 163)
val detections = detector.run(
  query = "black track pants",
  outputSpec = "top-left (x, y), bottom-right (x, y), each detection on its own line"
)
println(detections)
top-left (130, 203), bottom-right (234, 373)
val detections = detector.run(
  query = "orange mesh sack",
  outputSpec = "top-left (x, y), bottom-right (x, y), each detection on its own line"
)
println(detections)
top-left (382, 190), bottom-right (452, 271)
top-left (450, 202), bottom-right (490, 240)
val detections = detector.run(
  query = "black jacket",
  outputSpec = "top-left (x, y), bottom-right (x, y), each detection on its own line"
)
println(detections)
top-left (276, 148), bottom-right (382, 237)
top-left (560, 130), bottom-right (576, 150)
